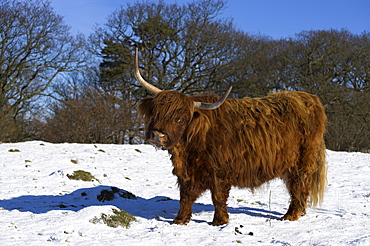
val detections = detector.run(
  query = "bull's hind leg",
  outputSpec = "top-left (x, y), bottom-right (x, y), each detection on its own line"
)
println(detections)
top-left (173, 181), bottom-right (204, 225)
top-left (283, 143), bottom-right (323, 220)
top-left (282, 168), bottom-right (313, 221)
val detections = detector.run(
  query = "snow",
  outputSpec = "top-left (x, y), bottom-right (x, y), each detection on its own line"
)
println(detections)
top-left (0, 141), bottom-right (369, 245)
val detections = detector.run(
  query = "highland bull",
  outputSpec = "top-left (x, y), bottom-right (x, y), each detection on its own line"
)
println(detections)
top-left (134, 48), bottom-right (327, 226)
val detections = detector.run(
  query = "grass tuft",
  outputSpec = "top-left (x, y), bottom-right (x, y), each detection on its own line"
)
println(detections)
top-left (8, 149), bottom-right (20, 152)
top-left (90, 208), bottom-right (137, 228)
top-left (67, 170), bottom-right (99, 182)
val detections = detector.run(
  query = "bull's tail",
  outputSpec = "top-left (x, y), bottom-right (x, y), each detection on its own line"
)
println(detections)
top-left (309, 140), bottom-right (327, 207)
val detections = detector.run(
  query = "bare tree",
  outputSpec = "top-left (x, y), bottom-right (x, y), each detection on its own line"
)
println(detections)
top-left (0, 0), bottom-right (89, 141)
top-left (34, 76), bottom-right (140, 144)
top-left (90, 0), bottom-right (238, 97)
top-left (85, 0), bottom-right (242, 143)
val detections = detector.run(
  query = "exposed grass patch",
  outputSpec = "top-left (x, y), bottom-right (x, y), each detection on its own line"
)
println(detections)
top-left (70, 159), bottom-right (78, 164)
top-left (8, 149), bottom-right (20, 152)
top-left (90, 208), bottom-right (137, 228)
top-left (67, 170), bottom-right (99, 182)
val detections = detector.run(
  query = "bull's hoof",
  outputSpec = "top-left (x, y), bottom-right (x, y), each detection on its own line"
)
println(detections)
top-left (212, 218), bottom-right (229, 226)
top-left (281, 214), bottom-right (299, 221)
top-left (172, 218), bottom-right (190, 225)
top-left (281, 210), bottom-right (305, 221)
top-left (281, 207), bottom-right (306, 221)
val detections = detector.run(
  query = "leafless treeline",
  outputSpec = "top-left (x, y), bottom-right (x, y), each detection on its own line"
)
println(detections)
top-left (1, 0), bottom-right (369, 151)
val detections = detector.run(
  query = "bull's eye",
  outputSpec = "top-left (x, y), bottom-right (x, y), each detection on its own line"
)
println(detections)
top-left (176, 118), bottom-right (187, 125)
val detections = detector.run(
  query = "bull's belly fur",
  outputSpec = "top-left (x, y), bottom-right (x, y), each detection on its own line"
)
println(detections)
top-left (178, 134), bottom-right (301, 191)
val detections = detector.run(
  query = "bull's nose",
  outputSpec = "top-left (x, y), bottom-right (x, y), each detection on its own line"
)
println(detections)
top-left (150, 131), bottom-right (167, 145)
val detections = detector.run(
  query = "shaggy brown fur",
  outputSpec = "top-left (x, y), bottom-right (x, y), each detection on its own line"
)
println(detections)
top-left (138, 90), bottom-right (327, 226)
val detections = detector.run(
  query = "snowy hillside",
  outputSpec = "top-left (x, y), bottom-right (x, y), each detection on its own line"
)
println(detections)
top-left (0, 141), bottom-right (369, 245)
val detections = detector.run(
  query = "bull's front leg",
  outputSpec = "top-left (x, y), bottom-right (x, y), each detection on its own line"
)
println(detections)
top-left (210, 174), bottom-right (231, 226)
top-left (173, 180), bottom-right (204, 225)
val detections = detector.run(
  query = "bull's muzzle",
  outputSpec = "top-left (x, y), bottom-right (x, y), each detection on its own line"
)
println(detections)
top-left (149, 130), bottom-right (168, 146)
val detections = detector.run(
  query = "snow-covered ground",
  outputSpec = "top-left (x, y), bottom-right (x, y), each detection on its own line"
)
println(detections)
top-left (0, 141), bottom-right (369, 245)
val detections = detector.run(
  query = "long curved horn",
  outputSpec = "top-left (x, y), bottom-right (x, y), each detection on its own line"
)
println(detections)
top-left (193, 86), bottom-right (232, 110)
top-left (134, 48), bottom-right (162, 95)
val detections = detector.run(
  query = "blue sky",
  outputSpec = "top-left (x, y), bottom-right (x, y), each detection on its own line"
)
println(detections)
top-left (50, 0), bottom-right (369, 39)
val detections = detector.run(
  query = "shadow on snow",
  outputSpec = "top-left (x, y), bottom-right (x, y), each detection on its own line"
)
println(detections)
top-left (0, 185), bottom-right (283, 223)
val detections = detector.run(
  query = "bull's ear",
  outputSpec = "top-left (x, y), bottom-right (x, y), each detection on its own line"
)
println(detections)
top-left (186, 111), bottom-right (210, 147)
top-left (137, 98), bottom-right (153, 117)
top-left (193, 111), bottom-right (201, 120)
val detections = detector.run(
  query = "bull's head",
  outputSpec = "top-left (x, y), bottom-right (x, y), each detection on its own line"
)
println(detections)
top-left (135, 48), bottom-right (232, 149)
